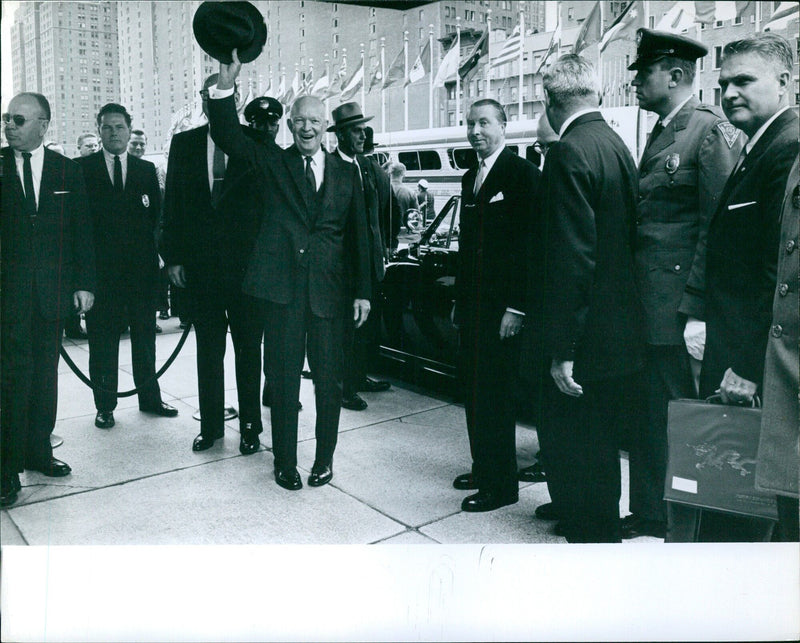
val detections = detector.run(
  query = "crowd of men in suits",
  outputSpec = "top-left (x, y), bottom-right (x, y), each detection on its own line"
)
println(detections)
top-left (2, 29), bottom-right (798, 545)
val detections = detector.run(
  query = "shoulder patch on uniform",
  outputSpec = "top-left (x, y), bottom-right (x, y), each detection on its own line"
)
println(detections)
top-left (716, 122), bottom-right (741, 149)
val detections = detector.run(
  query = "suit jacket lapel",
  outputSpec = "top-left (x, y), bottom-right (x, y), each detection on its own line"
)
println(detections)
top-left (37, 148), bottom-right (61, 215)
top-left (640, 98), bottom-right (698, 167)
top-left (478, 148), bottom-right (511, 202)
top-left (321, 151), bottom-right (338, 216)
top-left (3, 147), bottom-right (25, 212)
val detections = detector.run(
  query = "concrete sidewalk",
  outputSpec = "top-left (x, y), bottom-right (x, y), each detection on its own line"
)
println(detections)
top-left (1, 319), bottom-right (655, 546)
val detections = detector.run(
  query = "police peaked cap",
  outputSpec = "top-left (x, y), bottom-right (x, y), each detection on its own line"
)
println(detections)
top-left (245, 96), bottom-right (283, 123)
top-left (628, 28), bottom-right (708, 70)
top-left (193, 1), bottom-right (267, 65)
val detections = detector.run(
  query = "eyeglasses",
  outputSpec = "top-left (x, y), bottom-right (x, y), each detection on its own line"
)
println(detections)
top-left (2, 113), bottom-right (48, 127)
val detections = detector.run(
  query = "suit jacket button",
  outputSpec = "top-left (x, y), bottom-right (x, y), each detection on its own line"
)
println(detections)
top-left (787, 239), bottom-right (796, 254)
top-left (778, 283), bottom-right (789, 296)
top-left (299, 248), bottom-right (305, 254)
top-left (771, 324), bottom-right (783, 338)
top-left (673, 264), bottom-right (681, 272)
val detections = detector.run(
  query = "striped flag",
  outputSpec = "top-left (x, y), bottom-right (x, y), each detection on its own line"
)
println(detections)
top-left (694, 1), bottom-right (751, 24)
top-left (458, 31), bottom-right (488, 81)
top-left (432, 40), bottom-right (460, 88)
top-left (763, 1), bottom-right (799, 30)
top-left (382, 47), bottom-right (406, 89)
top-left (310, 72), bottom-right (329, 98)
top-left (574, 2), bottom-right (601, 54)
top-left (340, 61), bottom-right (364, 101)
top-left (600, 1), bottom-right (644, 52)
top-left (656, 3), bottom-right (697, 32)
top-left (405, 40), bottom-right (431, 86)
top-left (536, 21), bottom-right (561, 75)
top-left (281, 71), bottom-right (300, 106)
top-left (490, 25), bottom-right (522, 68)
top-left (368, 57), bottom-right (383, 92)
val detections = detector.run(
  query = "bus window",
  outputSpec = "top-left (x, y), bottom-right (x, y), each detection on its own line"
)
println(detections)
top-left (449, 147), bottom-right (478, 170)
top-left (398, 151), bottom-right (420, 171)
top-left (418, 150), bottom-right (442, 170)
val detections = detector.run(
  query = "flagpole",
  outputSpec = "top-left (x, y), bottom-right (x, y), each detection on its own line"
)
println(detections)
top-left (360, 43), bottom-right (366, 110)
top-left (429, 24), bottom-right (434, 128)
top-left (755, 2), bottom-right (761, 31)
top-left (381, 37), bottom-right (386, 132)
top-left (598, 1), bottom-right (604, 107)
top-left (518, 8), bottom-right (524, 120)
top-left (456, 17), bottom-right (461, 127)
top-left (403, 31), bottom-right (409, 130)
top-left (486, 9), bottom-right (492, 98)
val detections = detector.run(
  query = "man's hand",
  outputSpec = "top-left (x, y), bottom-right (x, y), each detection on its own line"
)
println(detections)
top-left (167, 265), bottom-right (187, 289)
top-left (499, 311), bottom-right (523, 340)
top-left (217, 48), bottom-right (242, 90)
top-left (551, 359), bottom-right (583, 397)
top-left (73, 290), bottom-right (94, 314)
top-left (719, 367), bottom-right (757, 405)
top-left (684, 317), bottom-right (706, 361)
top-left (353, 299), bottom-right (371, 328)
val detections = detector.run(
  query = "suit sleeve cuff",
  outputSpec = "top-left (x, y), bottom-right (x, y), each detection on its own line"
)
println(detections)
top-left (209, 85), bottom-right (234, 99)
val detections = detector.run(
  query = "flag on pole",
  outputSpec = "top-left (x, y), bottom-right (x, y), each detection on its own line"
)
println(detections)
top-left (656, 3), bottom-right (697, 32)
top-left (490, 24), bottom-right (523, 67)
top-left (574, 2), bottom-right (602, 54)
top-left (694, 1), bottom-right (751, 25)
top-left (600, 0), bottom-right (645, 52)
top-left (405, 40), bottom-right (431, 86)
top-left (340, 62), bottom-right (365, 100)
top-left (382, 47), bottom-right (406, 89)
top-left (536, 21), bottom-right (562, 74)
top-left (311, 72), bottom-right (329, 98)
top-left (458, 30), bottom-right (488, 81)
top-left (282, 71), bottom-right (300, 106)
top-left (432, 40), bottom-right (460, 87)
top-left (763, 1), bottom-right (799, 30)
top-left (275, 75), bottom-right (286, 101)
top-left (368, 57), bottom-right (383, 92)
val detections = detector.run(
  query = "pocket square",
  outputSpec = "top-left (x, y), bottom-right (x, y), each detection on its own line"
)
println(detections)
top-left (489, 192), bottom-right (504, 203)
top-left (53, 191), bottom-right (71, 195)
top-left (727, 201), bottom-right (757, 211)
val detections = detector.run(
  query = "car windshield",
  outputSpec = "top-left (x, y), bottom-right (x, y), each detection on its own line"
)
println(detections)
top-left (418, 195), bottom-right (460, 251)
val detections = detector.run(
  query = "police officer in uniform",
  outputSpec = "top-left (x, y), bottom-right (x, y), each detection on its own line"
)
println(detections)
top-left (626, 29), bottom-right (743, 539)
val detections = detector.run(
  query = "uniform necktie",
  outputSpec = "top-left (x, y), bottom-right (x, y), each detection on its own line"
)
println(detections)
top-left (473, 160), bottom-right (486, 197)
top-left (647, 121), bottom-right (664, 151)
top-left (21, 152), bottom-right (37, 216)
top-left (211, 144), bottom-right (225, 206)
top-left (304, 155), bottom-right (316, 193)
top-left (113, 154), bottom-right (123, 193)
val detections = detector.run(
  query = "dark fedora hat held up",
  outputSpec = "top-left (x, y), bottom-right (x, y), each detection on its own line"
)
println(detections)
top-left (193, 1), bottom-right (267, 65)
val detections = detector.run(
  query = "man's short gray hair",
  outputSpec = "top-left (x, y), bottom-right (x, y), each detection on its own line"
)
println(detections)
top-left (543, 54), bottom-right (600, 110)
top-left (389, 162), bottom-right (406, 180)
top-left (722, 32), bottom-right (794, 74)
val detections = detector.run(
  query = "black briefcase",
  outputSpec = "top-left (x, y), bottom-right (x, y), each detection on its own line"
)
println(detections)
top-left (664, 397), bottom-right (778, 520)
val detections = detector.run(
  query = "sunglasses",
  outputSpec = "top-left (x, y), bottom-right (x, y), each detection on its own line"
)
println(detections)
top-left (2, 113), bottom-right (48, 127)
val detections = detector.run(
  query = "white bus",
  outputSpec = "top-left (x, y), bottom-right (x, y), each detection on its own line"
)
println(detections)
top-left (369, 105), bottom-right (647, 204)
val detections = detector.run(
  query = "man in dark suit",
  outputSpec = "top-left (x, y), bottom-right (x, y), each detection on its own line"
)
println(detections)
top-left (1, 92), bottom-right (96, 507)
top-left (540, 55), bottom-right (646, 543)
top-left (162, 75), bottom-right (266, 455)
top-left (451, 99), bottom-right (542, 513)
top-left (78, 103), bottom-right (178, 430)
top-left (208, 52), bottom-right (370, 491)
top-left (671, 33), bottom-right (799, 542)
top-left (626, 29), bottom-right (744, 540)
top-left (329, 102), bottom-right (392, 412)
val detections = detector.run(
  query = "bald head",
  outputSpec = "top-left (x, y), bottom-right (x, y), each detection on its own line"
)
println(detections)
top-left (288, 96), bottom-right (327, 156)
top-left (4, 93), bottom-right (50, 152)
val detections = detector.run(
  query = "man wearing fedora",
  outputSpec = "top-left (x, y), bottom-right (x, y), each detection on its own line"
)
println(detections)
top-left (329, 102), bottom-right (392, 411)
top-left (625, 28), bottom-right (743, 540)
top-left (206, 49), bottom-right (370, 491)
top-left (161, 73), bottom-right (265, 456)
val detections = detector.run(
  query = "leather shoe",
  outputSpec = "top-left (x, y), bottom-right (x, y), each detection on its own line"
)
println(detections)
top-left (341, 393), bottom-right (368, 411)
top-left (275, 467), bottom-right (302, 490)
top-left (452, 472), bottom-right (478, 490)
top-left (64, 329), bottom-right (88, 340)
top-left (140, 401), bottom-right (178, 417)
top-left (461, 490), bottom-right (518, 512)
top-left (95, 411), bottom-right (115, 429)
top-left (192, 430), bottom-right (223, 452)
top-left (26, 457), bottom-right (72, 477)
top-left (518, 462), bottom-right (546, 483)
top-left (358, 377), bottom-right (390, 393)
top-left (239, 423), bottom-right (261, 455)
top-left (1, 474), bottom-right (21, 507)
top-left (308, 463), bottom-right (333, 487)
top-left (158, 310), bottom-right (170, 320)
top-left (534, 502), bottom-right (560, 521)
top-left (620, 514), bottom-right (666, 539)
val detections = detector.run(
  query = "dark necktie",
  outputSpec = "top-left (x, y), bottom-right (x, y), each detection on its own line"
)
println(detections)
top-left (648, 121), bottom-right (664, 149)
top-left (21, 152), bottom-right (37, 217)
top-left (304, 155), bottom-right (316, 193)
top-left (211, 144), bottom-right (225, 206)
top-left (113, 154), bottom-right (123, 193)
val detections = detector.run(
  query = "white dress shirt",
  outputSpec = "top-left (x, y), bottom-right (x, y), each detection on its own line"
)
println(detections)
top-left (302, 147), bottom-right (326, 189)
top-left (14, 143), bottom-right (45, 206)
top-left (744, 105), bottom-right (791, 154)
top-left (102, 148), bottom-right (128, 189)
top-left (558, 108), bottom-right (602, 137)
top-left (660, 94), bottom-right (694, 128)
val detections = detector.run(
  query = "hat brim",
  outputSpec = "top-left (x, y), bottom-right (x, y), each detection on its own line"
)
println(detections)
top-left (193, 2), bottom-right (267, 65)
top-left (326, 115), bottom-right (375, 132)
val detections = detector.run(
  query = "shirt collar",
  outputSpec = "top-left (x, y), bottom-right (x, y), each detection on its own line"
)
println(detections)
top-left (478, 144), bottom-right (505, 173)
top-left (558, 108), bottom-right (601, 137)
top-left (337, 148), bottom-right (355, 164)
top-left (13, 143), bottom-right (45, 161)
top-left (103, 148), bottom-right (127, 163)
top-left (745, 105), bottom-right (791, 154)
top-left (660, 94), bottom-right (694, 128)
